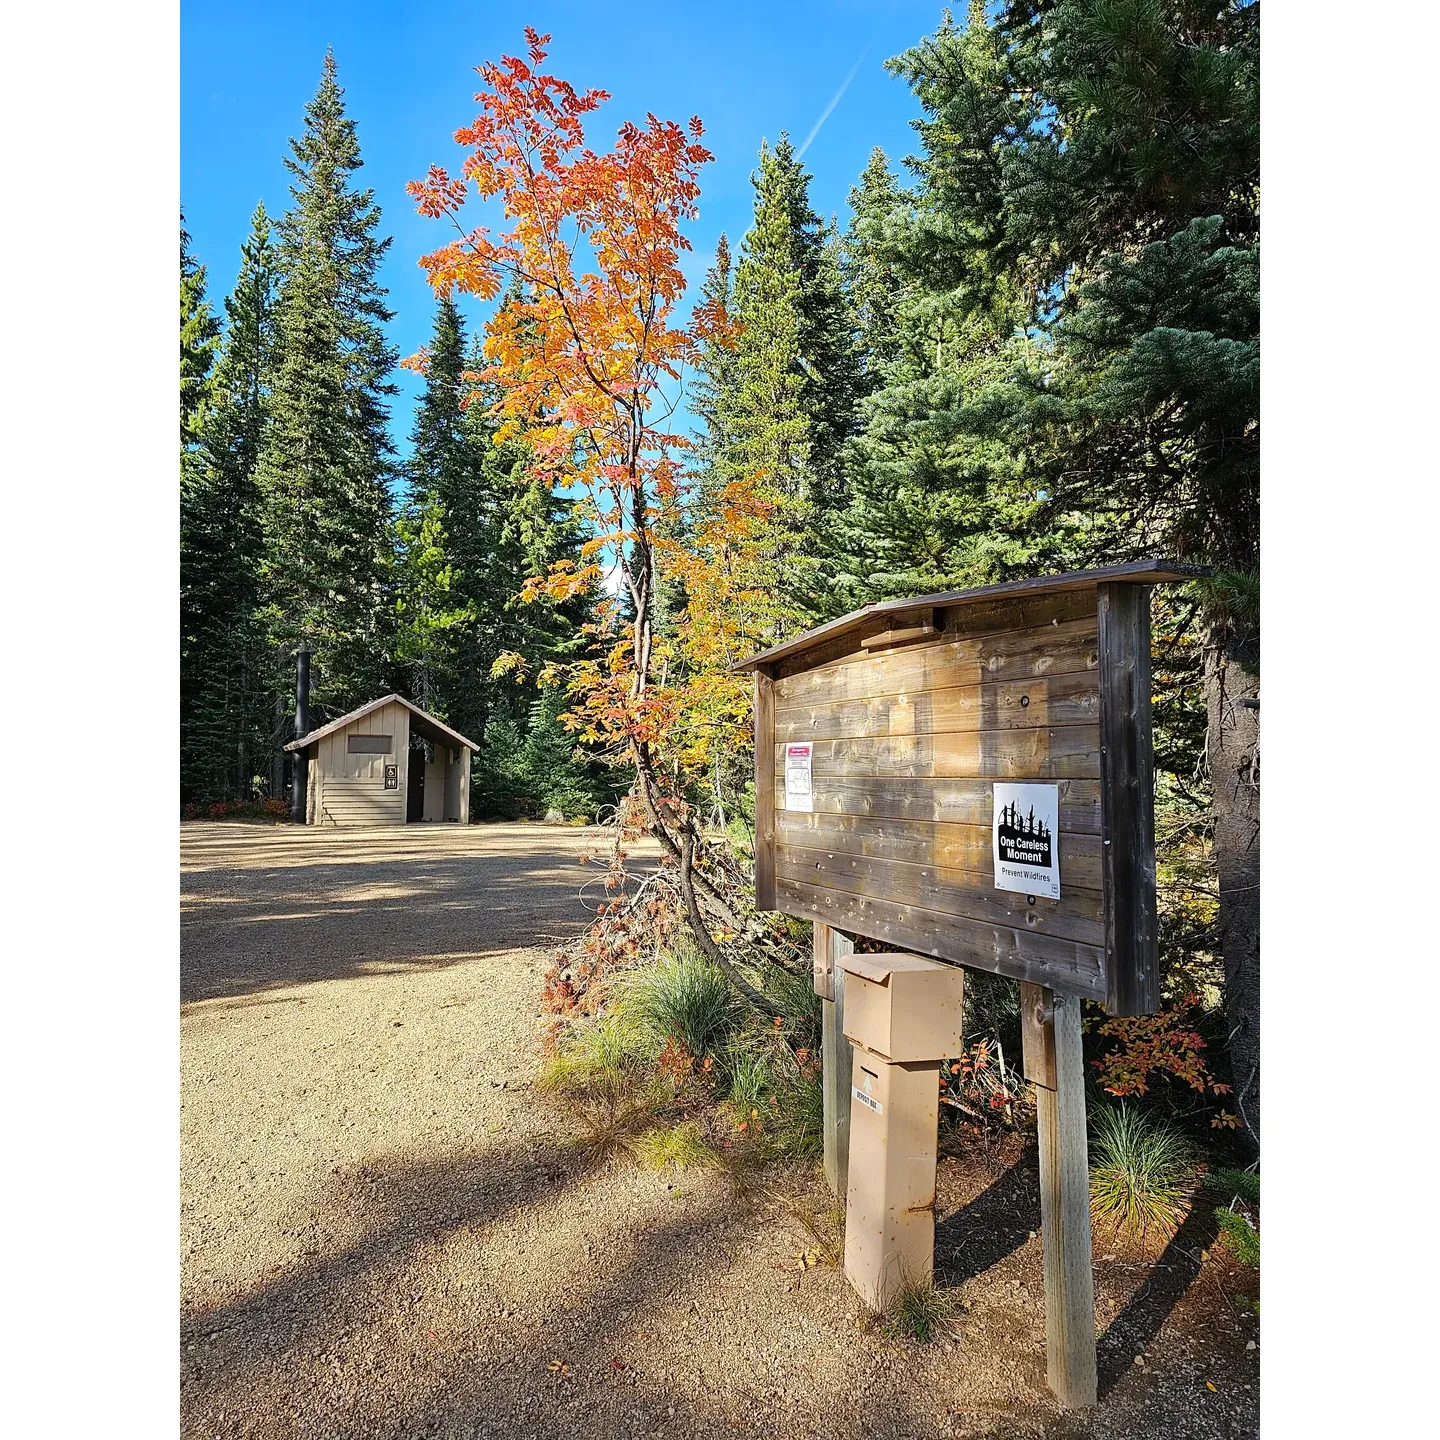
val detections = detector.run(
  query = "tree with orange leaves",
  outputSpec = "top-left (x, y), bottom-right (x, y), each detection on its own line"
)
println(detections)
top-left (407, 30), bottom-right (799, 1010)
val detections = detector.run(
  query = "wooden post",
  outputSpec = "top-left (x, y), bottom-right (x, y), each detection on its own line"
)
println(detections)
top-left (753, 669), bottom-right (776, 911)
top-left (1032, 987), bottom-right (1097, 1408)
top-left (1019, 981), bottom-right (1057, 1092)
top-left (816, 921), bottom-right (855, 1199)
top-left (1097, 583), bottom-right (1158, 1016)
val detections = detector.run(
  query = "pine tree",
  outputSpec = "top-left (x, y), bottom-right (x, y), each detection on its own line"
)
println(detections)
top-left (396, 294), bottom-right (480, 718)
top-left (257, 51), bottom-right (398, 732)
top-left (181, 203), bottom-right (277, 801)
top-left (687, 234), bottom-right (736, 500)
top-left (398, 292), bottom-right (604, 815)
top-left (702, 137), bottom-right (869, 623)
top-left (884, 0), bottom-right (1261, 1141)
top-left (844, 148), bottom-right (908, 381)
top-left (723, 139), bottom-right (811, 503)
top-left (801, 214), bottom-right (866, 516)
top-left (180, 212), bottom-right (220, 446)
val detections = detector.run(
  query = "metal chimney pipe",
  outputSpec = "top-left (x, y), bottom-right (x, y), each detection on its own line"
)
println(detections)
top-left (291, 648), bottom-right (311, 824)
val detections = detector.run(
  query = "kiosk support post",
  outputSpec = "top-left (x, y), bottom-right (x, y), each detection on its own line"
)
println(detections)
top-left (815, 921), bottom-right (855, 1199)
top-left (1025, 984), bottom-right (1098, 1408)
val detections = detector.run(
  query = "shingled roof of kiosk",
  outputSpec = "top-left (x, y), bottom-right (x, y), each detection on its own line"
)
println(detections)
top-left (731, 560), bottom-right (1205, 675)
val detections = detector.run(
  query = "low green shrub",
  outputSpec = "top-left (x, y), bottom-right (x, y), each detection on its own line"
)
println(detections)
top-left (1089, 1103), bottom-right (1196, 1235)
top-left (182, 796), bottom-right (289, 821)
top-left (1214, 1207), bottom-right (1260, 1267)
top-left (1205, 1167), bottom-right (1260, 1206)
top-left (471, 693), bottom-right (624, 822)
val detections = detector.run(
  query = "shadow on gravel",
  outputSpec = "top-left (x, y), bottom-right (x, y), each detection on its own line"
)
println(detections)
top-left (931, 1148), bottom-right (1219, 1406)
top-left (1095, 1202), bottom-right (1218, 1398)
top-left (181, 1137), bottom-right (1236, 1440)
top-left (181, 1132), bottom-right (601, 1349)
top-left (181, 850), bottom-right (656, 1003)
top-left (180, 1132), bottom-right (964, 1440)
top-left (934, 1154), bottom-right (1040, 1287)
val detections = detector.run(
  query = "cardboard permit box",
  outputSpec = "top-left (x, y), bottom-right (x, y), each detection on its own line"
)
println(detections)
top-left (844, 1045), bottom-right (944, 1310)
top-left (839, 953), bottom-right (966, 1063)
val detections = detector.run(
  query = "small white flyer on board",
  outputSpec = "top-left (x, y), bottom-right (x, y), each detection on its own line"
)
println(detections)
top-left (783, 742), bottom-right (814, 812)
top-left (992, 782), bottom-right (1061, 898)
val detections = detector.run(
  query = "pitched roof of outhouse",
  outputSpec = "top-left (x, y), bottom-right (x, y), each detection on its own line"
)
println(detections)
top-left (730, 559), bottom-right (1206, 673)
top-left (283, 694), bottom-right (479, 754)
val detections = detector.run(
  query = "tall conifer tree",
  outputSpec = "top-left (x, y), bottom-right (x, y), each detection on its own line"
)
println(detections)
top-left (710, 138), bottom-right (866, 576)
top-left (844, 149), bottom-right (908, 381)
top-left (180, 212), bottom-right (220, 446)
top-left (882, 0), bottom-right (1261, 1140)
top-left (257, 51), bottom-right (398, 726)
top-left (182, 204), bottom-right (278, 800)
top-left (723, 139), bottom-right (811, 503)
top-left (687, 234), bottom-right (735, 500)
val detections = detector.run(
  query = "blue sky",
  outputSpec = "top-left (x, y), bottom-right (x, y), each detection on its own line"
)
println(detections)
top-left (182, 1), bottom-right (945, 459)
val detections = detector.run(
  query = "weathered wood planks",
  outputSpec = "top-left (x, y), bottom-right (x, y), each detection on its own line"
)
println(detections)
top-left (775, 874), bottom-right (1106, 1001)
top-left (774, 616), bottom-right (1099, 702)
top-left (775, 849), bottom-right (1104, 946)
top-left (774, 725), bottom-right (1102, 780)
top-left (735, 559), bottom-right (1201, 676)
top-left (751, 567), bottom-right (1176, 1020)
top-left (776, 774), bottom-right (1105, 834)
top-left (775, 808), bottom-right (1104, 891)
top-left (773, 667), bottom-right (1101, 743)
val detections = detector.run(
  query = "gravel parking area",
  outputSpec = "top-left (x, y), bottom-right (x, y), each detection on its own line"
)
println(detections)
top-left (181, 822), bottom-right (1258, 1440)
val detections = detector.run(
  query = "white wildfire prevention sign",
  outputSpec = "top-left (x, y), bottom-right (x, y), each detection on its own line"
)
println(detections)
top-left (783, 742), bottom-right (814, 812)
top-left (992, 782), bottom-right (1061, 899)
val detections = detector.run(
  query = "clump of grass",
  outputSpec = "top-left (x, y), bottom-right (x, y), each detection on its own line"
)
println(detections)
top-left (630, 1120), bottom-right (767, 1202)
top-left (762, 963), bottom-right (822, 1052)
top-left (718, 1027), bottom-right (823, 1163)
top-left (537, 1011), bottom-right (658, 1110)
top-left (620, 944), bottom-right (742, 1059)
top-left (763, 1062), bottom-right (824, 1160)
top-left (724, 1047), bottom-right (772, 1114)
top-left (538, 1011), bottom-right (668, 1156)
top-left (1214, 1208), bottom-right (1260, 1267)
top-left (885, 1275), bottom-right (958, 1344)
top-left (783, 1196), bottom-right (845, 1269)
top-left (1088, 1103), bottom-right (1196, 1236)
top-left (629, 1121), bottom-right (724, 1173)
top-left (570, 1097), bottom-right (664, 1160)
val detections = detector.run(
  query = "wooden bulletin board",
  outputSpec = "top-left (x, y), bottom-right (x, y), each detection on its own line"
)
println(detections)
top-left (737, 561), bottom-right (1204, 1016)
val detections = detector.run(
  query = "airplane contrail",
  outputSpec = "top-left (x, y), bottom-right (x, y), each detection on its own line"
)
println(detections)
top-left (796, 45), bottom-right (870, 160)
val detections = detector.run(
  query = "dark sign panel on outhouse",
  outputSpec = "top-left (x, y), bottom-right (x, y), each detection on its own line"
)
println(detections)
top-left (735, 561), bottom-right (1204, 1016)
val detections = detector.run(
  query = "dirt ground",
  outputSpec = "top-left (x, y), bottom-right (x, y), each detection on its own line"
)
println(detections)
top-left (181, 822), bottom-right (1258, 1440)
